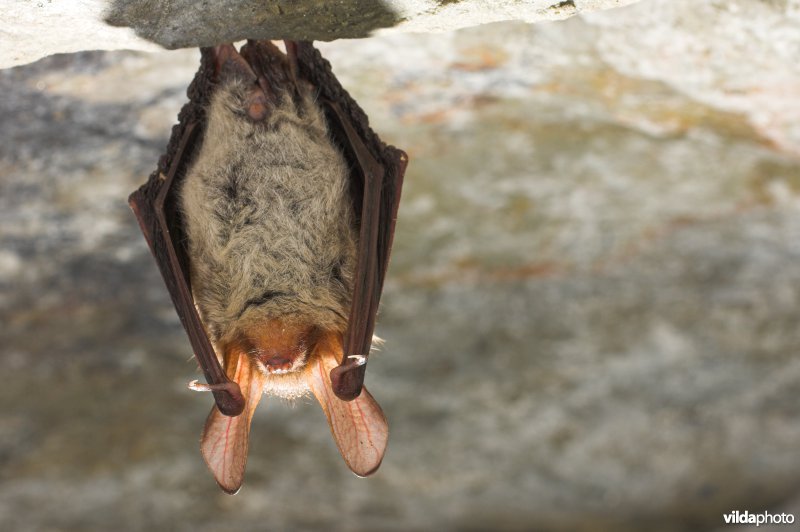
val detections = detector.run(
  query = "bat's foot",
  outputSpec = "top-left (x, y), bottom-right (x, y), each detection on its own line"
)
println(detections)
top-left (212, 43), bottom-right (277, 122)
top-left (213, 44), bottom-right (257, 84)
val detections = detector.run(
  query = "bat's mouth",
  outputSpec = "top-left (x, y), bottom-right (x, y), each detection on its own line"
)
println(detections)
top-left (255, 350), bottom-right (308, 375)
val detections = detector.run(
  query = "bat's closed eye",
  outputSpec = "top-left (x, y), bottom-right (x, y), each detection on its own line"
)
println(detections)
top-left (240, 290), bottom-right (292, 316)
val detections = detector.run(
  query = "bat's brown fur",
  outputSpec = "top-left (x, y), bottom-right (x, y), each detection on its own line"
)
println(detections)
top-left (180, 78), bottom-right (357, 390)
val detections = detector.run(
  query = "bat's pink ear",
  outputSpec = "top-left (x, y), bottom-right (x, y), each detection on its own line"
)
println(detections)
top-left (200, 353), bottom-right (268, 493)
top-left (306, 334), bottom-right (389, 476)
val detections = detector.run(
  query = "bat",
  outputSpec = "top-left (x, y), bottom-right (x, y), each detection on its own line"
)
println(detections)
top-left (129, 40), bottom-right (407, 493)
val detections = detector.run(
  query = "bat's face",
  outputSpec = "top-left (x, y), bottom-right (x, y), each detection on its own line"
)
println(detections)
top-left (177, 43), bottom-right (387, 493)
top-left (222, 318), bottom-right (323, 400)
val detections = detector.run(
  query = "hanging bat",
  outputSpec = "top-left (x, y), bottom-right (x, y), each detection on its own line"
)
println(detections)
top-left (129, 40), bottom-right (407, 493)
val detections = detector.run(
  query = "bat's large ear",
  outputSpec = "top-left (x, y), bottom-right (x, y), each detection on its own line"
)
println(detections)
top-left (200, 350), bottom-right (268, 493)
top-left (306, 333), bottom-right (388, 476)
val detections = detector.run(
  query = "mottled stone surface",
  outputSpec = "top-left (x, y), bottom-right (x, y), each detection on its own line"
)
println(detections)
top-left (1, 0), bottom-right (800, 530)
top-left (103, 0), bottom-right (642, 48)
top-left (104, 0), bottom-right (400, 47)
top-left (1, 0), bottom-right (640, 68)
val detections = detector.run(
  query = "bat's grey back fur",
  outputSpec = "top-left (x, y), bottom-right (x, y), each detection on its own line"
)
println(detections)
top-left (180, 80), bottom-right (356, 344)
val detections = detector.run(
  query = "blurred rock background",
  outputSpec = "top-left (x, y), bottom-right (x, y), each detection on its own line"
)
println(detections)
top-left (1, 0), bottom-right (800, 530)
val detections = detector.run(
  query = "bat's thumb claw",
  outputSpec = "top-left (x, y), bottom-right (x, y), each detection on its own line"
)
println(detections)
top-left (189, 379), bottom-right (212, 392)
top-left (187, 379), bottom-right (246, 417)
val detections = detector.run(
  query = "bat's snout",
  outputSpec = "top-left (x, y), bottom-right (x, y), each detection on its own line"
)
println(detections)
top-left (234, 318), bottom-right (320, 377)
